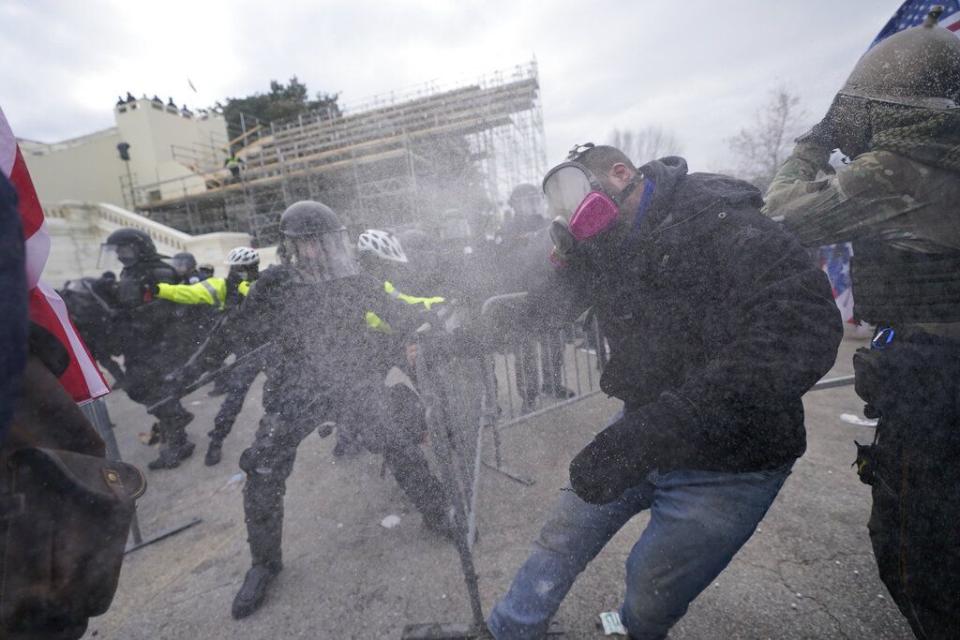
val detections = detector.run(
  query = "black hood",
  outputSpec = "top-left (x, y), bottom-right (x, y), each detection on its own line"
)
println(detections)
top-left (637, 156), bottom-right (763, 237)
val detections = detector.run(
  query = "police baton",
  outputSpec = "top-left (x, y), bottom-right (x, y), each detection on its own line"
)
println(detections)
top-left (146, 341), bottom-right (274, 413)
top-left (810, 374), bottom-right (856, 391)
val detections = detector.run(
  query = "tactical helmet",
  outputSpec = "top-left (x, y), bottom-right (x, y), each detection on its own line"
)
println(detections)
top-left (840, 10), bottom-right (960, 109)
top-left (280, 201), bottom-right (343, 238)
top-left (225, 246), bottom-right (260, 266)
top-left (357, 229), bottom-right (408, 263)
top-left (170, 252), bottom-right (198, 275)
top-left (278, 201), bottom-right (358, 280)
top-left (101, 228), bottom-right (157, 267)
top-left (508, 183), bottom-right (545, 217)
top-left (104, 228), bottom-right (157, 256)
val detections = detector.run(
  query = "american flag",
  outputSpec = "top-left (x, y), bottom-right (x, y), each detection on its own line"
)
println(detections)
top-left (0, 106), bottom-right (109, 404)
top-left (821, 1), bottom-right (960, 324)
top-left (872, 0), bottom-right (960, 46)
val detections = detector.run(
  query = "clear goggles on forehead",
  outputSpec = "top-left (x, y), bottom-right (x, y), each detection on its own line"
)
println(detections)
top-left (543, 162), bottom-right (626, 243)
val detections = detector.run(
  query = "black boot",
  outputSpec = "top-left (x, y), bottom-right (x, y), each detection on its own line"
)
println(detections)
top-left (148, 409), bottom-right (195, 470)
top-left (231, 561), bottom-right (282, 619)
top-left (234, 468), bottom-right (287, 618)
top-left (383, 445), bottom-right (456, 543)
top-left (204, 439), bottom-right (223, 466)
top-left (148, 440), bottom-right (195, 470)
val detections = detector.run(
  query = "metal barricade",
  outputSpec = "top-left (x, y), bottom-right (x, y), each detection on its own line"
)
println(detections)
top-left (405, 293), bottom-right (605, 638)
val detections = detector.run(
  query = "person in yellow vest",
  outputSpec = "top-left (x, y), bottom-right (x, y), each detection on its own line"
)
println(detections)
top-left (224, 149), bottom-right (244, 183)
top-left (156, 247), bottom-right (257, 309)
top-left (154, 246), bottom-right (261, 465)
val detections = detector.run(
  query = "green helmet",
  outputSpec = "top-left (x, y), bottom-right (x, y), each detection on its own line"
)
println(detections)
top-left (839, 10), bottom-right (960, 110)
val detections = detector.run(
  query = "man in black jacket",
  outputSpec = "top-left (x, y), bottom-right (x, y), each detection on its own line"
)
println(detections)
top-left (487, 144), bottom-right (842, 640)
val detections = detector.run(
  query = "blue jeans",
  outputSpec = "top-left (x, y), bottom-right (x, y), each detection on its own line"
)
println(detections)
top-left (488, 456), bottom-right (792, 639)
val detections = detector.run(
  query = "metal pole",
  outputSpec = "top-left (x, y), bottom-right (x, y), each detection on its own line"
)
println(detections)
top-left (417, 336), bottom-right (486, 632)
top-left (123, 160), bottom-right (135, 209)
top-left (80, 398), bottom-right (142, 545)
top-left (810, 374), bottom-right (856, 391)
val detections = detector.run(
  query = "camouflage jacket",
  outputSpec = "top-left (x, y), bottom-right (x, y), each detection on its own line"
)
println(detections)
top-left (762, 142), bottom-right (960, 253)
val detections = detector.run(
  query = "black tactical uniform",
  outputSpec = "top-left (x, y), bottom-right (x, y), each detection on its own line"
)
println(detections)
top-left (204, 202), bottom-right (450, 619)
top-left (102, 228), bottom-right (197, 469)
top-left (59, 273), bottom-right (126, 385)
top-left (764, 12), bottom-right (960, 638)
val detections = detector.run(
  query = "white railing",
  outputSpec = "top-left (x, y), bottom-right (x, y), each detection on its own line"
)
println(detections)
top-left (43, 201), bottom-right (265, 282)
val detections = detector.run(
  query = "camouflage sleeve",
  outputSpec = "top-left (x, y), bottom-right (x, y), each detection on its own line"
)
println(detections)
top-left (762, 144), bottom-right (917, 248)
top-left (762, 142), bottom-right (832, 215)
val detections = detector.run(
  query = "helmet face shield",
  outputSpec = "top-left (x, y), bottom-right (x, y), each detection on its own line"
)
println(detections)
top-left (542, 162), bottom-right (621, 242)
top-left (290, 229), bottom-right (359, 281)
top-left (98, 243), bottom-right (137, 270)
top-left (320, 229), bottom-right (360, 280)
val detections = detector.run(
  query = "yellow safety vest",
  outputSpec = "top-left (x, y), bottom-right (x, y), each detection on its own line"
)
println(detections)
top-left (364, 281), bottom-right (445, 334)
top-left (383, 281), bottom-right (445, 310)
top-left (156, 278), bottom-right (250, 310)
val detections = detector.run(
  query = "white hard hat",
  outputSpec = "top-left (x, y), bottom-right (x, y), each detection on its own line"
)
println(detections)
top-left (357, 229), bottom-right (408, 264)
top-left (225, 246), bottom-right (260, 266)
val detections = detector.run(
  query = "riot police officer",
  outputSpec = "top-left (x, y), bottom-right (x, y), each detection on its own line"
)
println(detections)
top-left (100, 228), bottom-right (197, 469)
top-left (59, 272), bottom-right (125, 385)
top-left (763, 11), bottom-right (960, 637)
top-left (152, 246), bottom-right (262, 465)
top-left (170, 251), bottom-right (201, 284)
top-left (192, 202), bottom-right (452, 619)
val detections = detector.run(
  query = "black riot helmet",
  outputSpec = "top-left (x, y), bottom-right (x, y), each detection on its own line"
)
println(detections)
top-left (170, 252), bottom-right (198, 278)
top-left (508, 183), bottom-right (546, 219)
top-left (100, 228), bottom-right (158, 268)
top-left (279, 201), bottom-right (358, 280)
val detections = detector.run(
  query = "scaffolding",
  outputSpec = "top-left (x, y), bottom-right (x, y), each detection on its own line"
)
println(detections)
top-left (135, 61), bottom-right (547, 246)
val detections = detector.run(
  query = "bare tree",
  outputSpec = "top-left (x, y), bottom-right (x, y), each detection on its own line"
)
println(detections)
top-left (609, 125), bottom-right (684, 165)
top-left (726, 86), bottom-right (807, 191)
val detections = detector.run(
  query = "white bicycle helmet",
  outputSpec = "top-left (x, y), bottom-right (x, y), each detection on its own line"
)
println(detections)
top-left (357, 229), bottom-right (408, 264)
top-left (225, 246), bottom-right (260, 266)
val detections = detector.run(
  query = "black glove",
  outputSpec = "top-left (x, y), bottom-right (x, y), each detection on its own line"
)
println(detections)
top-left (225, 269), bottom-right (244, 307)
top-left (569, 413), bottom-right (656, 505)
top-left (569, 398), bottom-right (698, 505)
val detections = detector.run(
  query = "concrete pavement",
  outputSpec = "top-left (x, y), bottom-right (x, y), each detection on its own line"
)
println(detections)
top-left (83, 335), bottom-right (913, 639)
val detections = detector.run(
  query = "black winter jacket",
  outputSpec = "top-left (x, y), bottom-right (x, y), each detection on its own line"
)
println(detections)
top-left (206, 267), bottom-right (417, 422)
top-left (566, 157), bottom-right (842, 473)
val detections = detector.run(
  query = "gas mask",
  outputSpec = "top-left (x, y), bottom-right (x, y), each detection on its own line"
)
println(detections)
top-left (542, 148), bottom-right (642, 265)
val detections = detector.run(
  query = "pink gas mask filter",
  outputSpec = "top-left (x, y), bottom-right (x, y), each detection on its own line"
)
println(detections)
top-left (567, 190), bottom-right (622, 241)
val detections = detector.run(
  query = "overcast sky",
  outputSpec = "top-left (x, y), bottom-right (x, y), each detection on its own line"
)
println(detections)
top-left (1, 0), bottom-right (902, 171)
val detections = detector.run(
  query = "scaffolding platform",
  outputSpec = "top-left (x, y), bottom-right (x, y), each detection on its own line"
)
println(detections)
top-left (134, 62), bottom-right (547, 245)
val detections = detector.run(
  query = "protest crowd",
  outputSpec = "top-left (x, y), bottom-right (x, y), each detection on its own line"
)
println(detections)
top-left (0, 4), bottom-right (958, 639)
